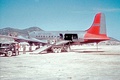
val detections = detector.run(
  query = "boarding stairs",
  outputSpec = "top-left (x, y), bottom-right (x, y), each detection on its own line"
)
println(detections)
top-left (30, 40), bottom-right (69, 54)
top-left (55, 40), bottom-right (69, 45)
top-left (31, 45), bottom-right (52, 54)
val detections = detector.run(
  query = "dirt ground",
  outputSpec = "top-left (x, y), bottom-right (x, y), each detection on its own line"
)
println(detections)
top-left (0, 45), bottom-right (120, 80)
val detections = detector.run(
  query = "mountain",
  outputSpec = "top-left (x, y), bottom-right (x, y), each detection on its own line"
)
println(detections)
top-left (0, 27), bottom-right (43, 37)
top-left (109, 37), bottom-right (120, 42)
top-left (99, 37), bottom-right (120, 45)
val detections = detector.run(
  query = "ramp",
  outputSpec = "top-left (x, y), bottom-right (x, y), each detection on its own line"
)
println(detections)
top-left (31, 45), bottom-right (52, 54)
top-left (55, 40), bottom-right (69, 45)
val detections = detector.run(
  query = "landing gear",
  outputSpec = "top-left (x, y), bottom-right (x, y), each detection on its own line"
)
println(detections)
top-left (63, 46), bottom-right (71, 52)
top-left (58, 48), bottom-right (62, 53)
top-left (52, 45), bottom-right (71, 53)
top-left (52, 47), bottom-right (62, 53)
top-left (66, 46), bottom-right (71, 52)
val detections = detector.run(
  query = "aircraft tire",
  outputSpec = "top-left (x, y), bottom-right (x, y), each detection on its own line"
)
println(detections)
top-left (58, 48), bottom-right (61, 53)
top-left (52, 47), bottom-right (61, 53)
top-left (54, 48), bottom-right (58, 53)
top-left (53, 48), bottom-right (57, 53)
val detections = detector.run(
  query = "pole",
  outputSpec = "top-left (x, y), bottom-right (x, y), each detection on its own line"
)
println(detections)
top-left (96, 42), bottom-right (99, 51)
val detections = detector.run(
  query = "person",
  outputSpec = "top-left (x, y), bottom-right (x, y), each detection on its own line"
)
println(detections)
top-left (15, 43), bottom-right (20, 50)
top-left (29, 46), bottom-right (32, 52)
top-left (23, 45), bottom-right (26, 54)
top-left (14, 43), bottom-right (20, 55)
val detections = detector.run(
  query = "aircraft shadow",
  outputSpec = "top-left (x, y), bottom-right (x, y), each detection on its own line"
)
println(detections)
top-left (71, 47), bottom-right (104, 53)
top-left (71, 50), bottom-right (120, 55)
top-left (72, 48), bottom-right (102, 50)
top-left (71, 50), bottom-right (105, 53)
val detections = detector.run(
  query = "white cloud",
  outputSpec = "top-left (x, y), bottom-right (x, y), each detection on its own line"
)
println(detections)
top-left (71, 8), bottom-right (120, 14)
top-left (93, 8), bottom-right (120, 12)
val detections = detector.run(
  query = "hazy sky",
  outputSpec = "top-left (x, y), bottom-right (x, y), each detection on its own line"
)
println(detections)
top-left (0, 0), bottom-right (120, 40)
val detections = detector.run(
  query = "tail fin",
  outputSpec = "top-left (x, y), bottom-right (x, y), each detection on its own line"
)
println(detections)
top-left (87, 13), bottom-right (106, 35)
top-left (85, 13), bottom-right (109, 41)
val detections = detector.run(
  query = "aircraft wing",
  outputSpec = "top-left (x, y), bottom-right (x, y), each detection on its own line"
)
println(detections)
top-left (0, 35), bottom-right (47, 44)
top-left (14, 36), bottom-right (48, 43)
top-left (29, 38), bottom-right (48, 43)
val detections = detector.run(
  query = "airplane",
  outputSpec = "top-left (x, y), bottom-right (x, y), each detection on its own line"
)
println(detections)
top-left (27, 13), bottom-right (109, 53)
top-left (0, 13), bottom-right (109, 53)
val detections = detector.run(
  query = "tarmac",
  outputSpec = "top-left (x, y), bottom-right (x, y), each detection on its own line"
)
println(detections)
top-left (0, 45), bottom-right (120, 80)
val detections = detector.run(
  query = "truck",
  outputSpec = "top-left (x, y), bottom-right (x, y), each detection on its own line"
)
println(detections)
top-left (0, 42), bottom-right (19, 57)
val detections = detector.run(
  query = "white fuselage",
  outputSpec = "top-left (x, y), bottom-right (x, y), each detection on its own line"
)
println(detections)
top-left (29, 31), bottom-right (86, 42)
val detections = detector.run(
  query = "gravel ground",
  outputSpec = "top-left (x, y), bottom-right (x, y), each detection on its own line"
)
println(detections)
top-left (0, 45), bottom-right (120, 80)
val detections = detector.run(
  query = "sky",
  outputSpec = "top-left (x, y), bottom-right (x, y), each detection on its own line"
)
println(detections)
top-left (0, 0), bottom-right (120, 40)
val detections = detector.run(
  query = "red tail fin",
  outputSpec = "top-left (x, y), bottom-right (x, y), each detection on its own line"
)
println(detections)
top-left (87, 13), bottom-right (106, 35)
top-left (85, 13), bottom-right (109, 40)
